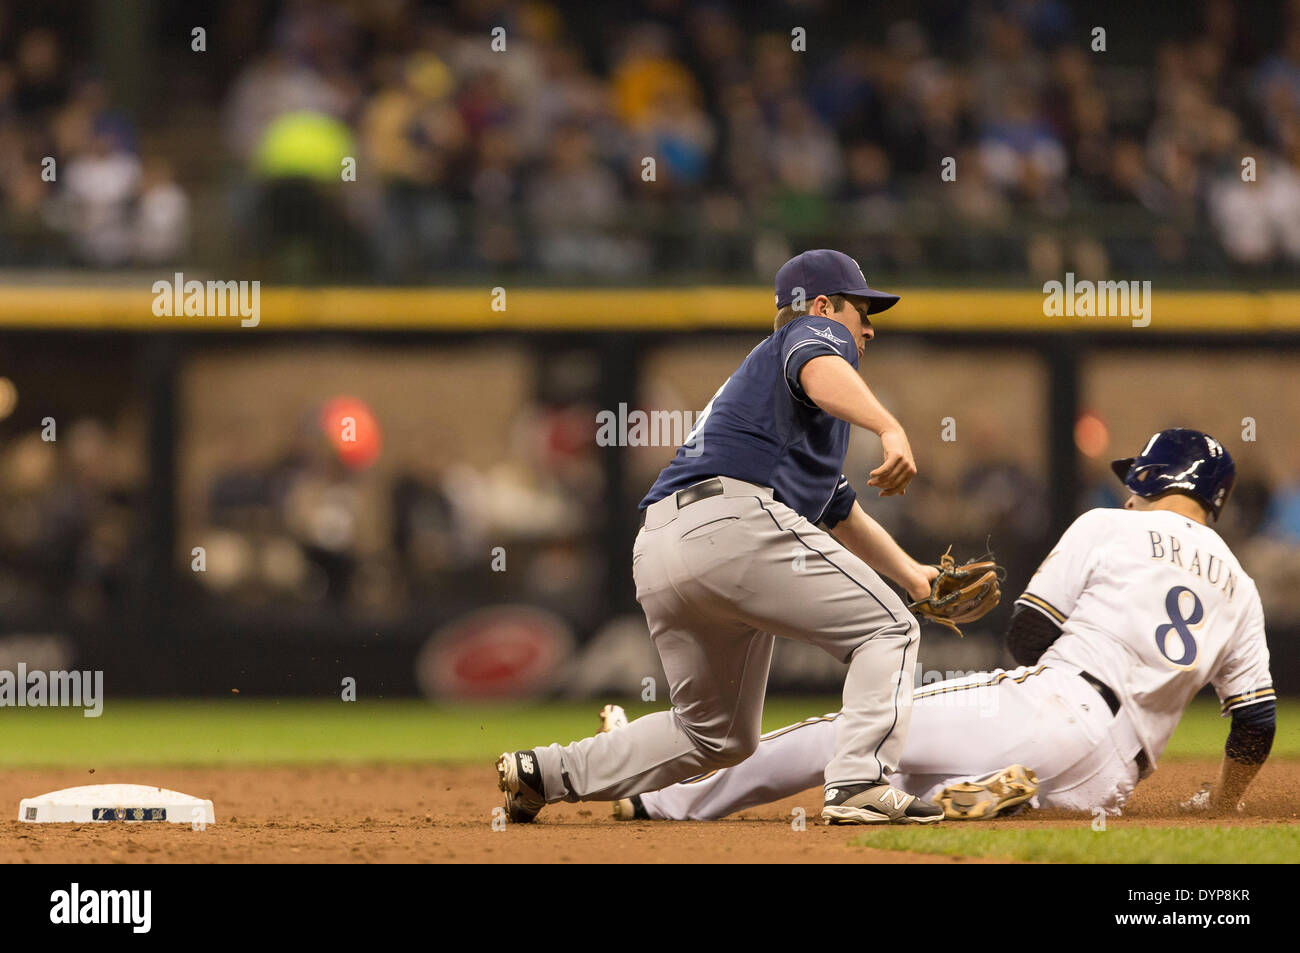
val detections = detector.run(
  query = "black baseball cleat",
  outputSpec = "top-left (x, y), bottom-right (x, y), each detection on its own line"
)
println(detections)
top-left (496, 750), bottom-right (546, 823)
top-left (821, 781), bottom-right (944, 825)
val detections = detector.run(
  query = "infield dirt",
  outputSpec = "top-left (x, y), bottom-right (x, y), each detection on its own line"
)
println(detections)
top-left (2, 759), bottom-right (1296, 863)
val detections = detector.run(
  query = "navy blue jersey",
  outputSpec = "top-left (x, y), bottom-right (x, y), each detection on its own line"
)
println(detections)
top-left (640, 316), bottom-right (860, 527)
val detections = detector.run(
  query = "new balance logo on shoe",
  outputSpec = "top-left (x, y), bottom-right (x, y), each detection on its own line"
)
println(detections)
top-left (825, 788), bottom-right (839, 801)
top-left (880, 788), bottom-right (910, 810)
top-left (520, 753), bottom-right (535, 775)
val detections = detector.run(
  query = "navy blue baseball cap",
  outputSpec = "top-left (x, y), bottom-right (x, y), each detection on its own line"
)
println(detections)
top-left (774, 249), bottom-right (901, 313)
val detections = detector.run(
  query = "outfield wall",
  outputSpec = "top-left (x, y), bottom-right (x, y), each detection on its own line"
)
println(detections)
top-left (1, 287), bottom-right (1297, 697)
top-left (1, 284), bottom-right (1299, 331)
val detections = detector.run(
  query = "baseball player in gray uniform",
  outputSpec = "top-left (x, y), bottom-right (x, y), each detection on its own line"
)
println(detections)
top-left (605, 429), bottom-right (1277, 823)
top-left (497, 249), bottom-right (948, 825)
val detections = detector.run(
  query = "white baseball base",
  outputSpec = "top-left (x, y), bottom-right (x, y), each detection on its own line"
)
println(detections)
top-left (18, 784), bottom-right (216, 824)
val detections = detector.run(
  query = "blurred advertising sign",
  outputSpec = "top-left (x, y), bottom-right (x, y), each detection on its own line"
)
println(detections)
top-left (416, 606), bottom-right (573, 699)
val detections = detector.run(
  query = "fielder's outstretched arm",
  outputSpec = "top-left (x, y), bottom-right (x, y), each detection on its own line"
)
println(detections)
top-left (799, 354), bottom-right (916, 496)
top-left (826, 502), bottom-right (935, 602)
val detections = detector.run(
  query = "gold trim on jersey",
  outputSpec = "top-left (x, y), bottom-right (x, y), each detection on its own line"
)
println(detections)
top-left (912, 664), bottom-right (1048, 700)
top-left (1220, 687), bottom-right (1277, 713)
top-left (1016, 593), bottom-right (1068, 624)
top-left (680, 770), bottom-right (720, 785)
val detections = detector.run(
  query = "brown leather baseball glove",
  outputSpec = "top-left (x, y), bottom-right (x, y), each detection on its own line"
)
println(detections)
top-left (907, 547), bottom-right (1003, 636)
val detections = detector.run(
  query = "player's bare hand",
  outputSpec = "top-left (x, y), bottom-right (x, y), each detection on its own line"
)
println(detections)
top-left (869, 429), bottom-right (917, 496)
top-left (906, 563), bottom-right (941, 602)
top-left (1178, 783), bottom-right (1213, 813)
top-left (1179, 782), bottom-right (1245, 815)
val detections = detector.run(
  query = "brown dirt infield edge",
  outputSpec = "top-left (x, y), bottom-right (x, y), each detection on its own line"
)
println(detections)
top-left (2, 759), bottom-right (1296, 863)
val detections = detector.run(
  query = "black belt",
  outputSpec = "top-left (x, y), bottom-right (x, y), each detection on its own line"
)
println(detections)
top-left (637, 478), bottom-right (726, 528)
top-left (1078, 670), bottom-right (1120, 716)
top-left (1078, 669), bottom-right (1151, 776)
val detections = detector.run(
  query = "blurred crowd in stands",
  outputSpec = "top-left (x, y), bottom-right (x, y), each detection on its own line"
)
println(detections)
top-left (0, 24), bottom-right (190, 268)
top-left (188, 391), bottom-right (609, 629)
top-left (2, 0), bottom-right (1300, 279)
top-left (5, 371), bottom-right (1300, 636)
top-left (0, 416), bottom-right (143, 626)
top-left (3, 1), bottom-right (1300, 685)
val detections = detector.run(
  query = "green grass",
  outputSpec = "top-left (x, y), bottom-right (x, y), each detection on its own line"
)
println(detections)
top-left (0, 696), bottom-right (1293, 768)
top-left (852, 826), bottom-right (1300, 864)
top-left (1158, 697), bottom-right (1297, 760)
top-left (0, 696), bottom-right (845, 767)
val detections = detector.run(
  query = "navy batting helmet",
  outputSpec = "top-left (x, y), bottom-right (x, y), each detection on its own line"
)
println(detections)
top-left (1109, 428), bottom-right (1236, 520)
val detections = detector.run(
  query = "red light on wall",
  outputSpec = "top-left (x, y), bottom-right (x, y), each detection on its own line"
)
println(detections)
top-left (1074, 411), bottom-right (1110, 458)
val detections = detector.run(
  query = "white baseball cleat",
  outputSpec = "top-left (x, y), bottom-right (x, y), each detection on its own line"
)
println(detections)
top-left (934, 764), bottom-right (1039, 820)
top-left (597, 704), bottom-right (629, 733)
top-left (597, 705), bottom-right (641, 820)
top-left (496, 750), bottom-right (546, 823)
top-left (612, 794), bottom-right (649, 821)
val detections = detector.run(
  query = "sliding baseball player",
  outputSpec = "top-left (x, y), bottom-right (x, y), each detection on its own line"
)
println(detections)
top-left (609, 429), bottom-right (1276, 821)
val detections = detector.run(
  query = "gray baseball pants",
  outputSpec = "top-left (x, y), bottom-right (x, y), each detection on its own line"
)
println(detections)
top-left (533, 477), bottom-right (920, 802)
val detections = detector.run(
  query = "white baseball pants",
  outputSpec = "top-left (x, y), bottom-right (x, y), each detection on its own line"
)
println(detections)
top-left (639, 664), bottom-right (1144, 819)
